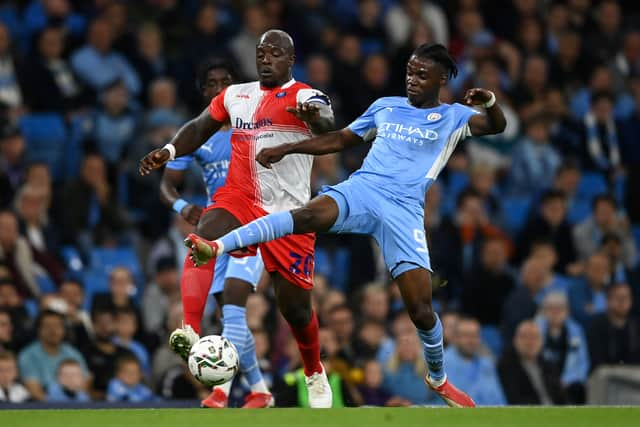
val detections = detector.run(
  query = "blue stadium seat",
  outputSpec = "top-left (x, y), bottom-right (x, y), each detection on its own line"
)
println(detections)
top-left (60, 245), bottom-right (85, 272)
top-left (502, 196), bottom-right (533, 234)
top-left (19, 113), bottom-right (67, 180)
top-left (567, 199), bottom-right (591, 225)
top-left (88, 247), bottom-right (144, 302)
top-left (81, 269), bottom-right (110, 310)
top-left (576, 172), bottom-right (608, 203)
top-left (481, 325), bottom-right (503, 357)
top-left (35, 274), bottom-right (57, 294)
top-left (441, 171), bottom-right (469, 217)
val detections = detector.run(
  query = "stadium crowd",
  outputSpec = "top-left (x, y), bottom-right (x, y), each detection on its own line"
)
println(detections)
top-left (1, 0), bottom-right (640, 407)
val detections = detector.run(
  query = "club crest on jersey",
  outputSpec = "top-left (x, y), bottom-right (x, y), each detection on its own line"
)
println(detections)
top-left (427, 112), bottom-right (441, 121)
top-left (276, 91), bottom-right (287, 98)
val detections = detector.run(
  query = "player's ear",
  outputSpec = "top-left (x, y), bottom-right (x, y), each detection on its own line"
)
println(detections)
top-left (440, 73), bottom-right (448, 86)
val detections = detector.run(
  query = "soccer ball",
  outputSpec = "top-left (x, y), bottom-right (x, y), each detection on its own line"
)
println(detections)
top-left (188, 335), bottom-right (239, 387)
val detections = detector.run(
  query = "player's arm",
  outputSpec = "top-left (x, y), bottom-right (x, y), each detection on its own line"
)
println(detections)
top-left (287, 102), bottom-right (334, 134)
top-left (256, 128), bottom-right (364, 168)
top-left (464, 88), bottom-right (507, 136)
top-left (160, 167), bottom-right (202, 225)
top-left (139, 108), bottom-right (223, 176)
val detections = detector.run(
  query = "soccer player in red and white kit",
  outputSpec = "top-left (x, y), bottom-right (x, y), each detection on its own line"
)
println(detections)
top-left (139, 30), bottom-right (335, 407)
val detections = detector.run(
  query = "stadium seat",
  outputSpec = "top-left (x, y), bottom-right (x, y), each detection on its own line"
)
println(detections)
top-left (18, 113), bottom-right (68, 180)
top-left (89, 246), bottom-right (144, 294)
top-left (576, 172), bottom-right (608, 203)
top-left (502, 196), bottom-right (533, 234)
top-left (480, 325), bottom-right (503, 357)
top-left (60, 245), bottom-right (85, 272)
top-left (567, 200), bottom-right (591, 225)
top-left (81, 269), bottom-right (110, 310)
top-left (35, 274), bottom-right (57, 295)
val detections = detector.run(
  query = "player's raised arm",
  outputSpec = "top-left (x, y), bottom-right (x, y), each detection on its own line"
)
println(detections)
top-left (256, 128), bottom-right (364, 168)
top-left (464, 88), bottom-right (507, 136)
top-left (138, 108), bottom-right (223, 176)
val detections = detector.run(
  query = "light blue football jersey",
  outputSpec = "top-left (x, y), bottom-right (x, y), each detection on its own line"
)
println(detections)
top-left (165, 128), bottom-right (232, 205)
top-left (348, 97), bottom-right (479, 207)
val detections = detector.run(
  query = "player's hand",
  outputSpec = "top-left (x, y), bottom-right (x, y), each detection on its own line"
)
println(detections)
top-left (286, 102), bottom-right (320, 123)
top-left (139, 148), bottom-right (171, 176)
top-left (464, 88), bottom-right (493, 106)
top-left (256, 145), bottom-right (289, 168)
top-left (180, 204), bottom-right (203, 226)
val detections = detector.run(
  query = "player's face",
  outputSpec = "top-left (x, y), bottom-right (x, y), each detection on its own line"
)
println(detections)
top-left (406, 55), bottom-right (446, 107)
top-left (202, 68), bottom-right (233, 101)
top-left (256, 42), bottom-right (293, 87)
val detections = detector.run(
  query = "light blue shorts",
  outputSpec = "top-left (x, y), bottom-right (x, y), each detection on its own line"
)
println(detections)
top-left (320, 177), bottom-right (431, 279)
top-left (209, 251), bottom-right (264, 295)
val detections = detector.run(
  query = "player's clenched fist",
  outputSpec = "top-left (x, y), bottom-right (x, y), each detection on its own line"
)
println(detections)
top-left (463, 88), bottom-right (494, 106)
top-left (256, 144), bottom-right (289, 168)
top-left (139, 148), bottom-right (171, 175)
top-left (286, 102), bottom-right (320, 123)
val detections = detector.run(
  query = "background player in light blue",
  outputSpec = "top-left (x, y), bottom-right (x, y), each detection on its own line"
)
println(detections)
top-left (159, 58), bottom-right (271, 408)
top-left (186, 44), bottom-right (507, 407)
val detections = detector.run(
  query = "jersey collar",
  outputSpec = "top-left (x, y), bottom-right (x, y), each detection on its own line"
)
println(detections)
top-left (260, 78), bottom-right (296, 91)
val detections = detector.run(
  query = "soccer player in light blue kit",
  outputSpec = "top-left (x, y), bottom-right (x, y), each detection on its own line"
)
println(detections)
top-left (185, 44), bottom-right (507, 407)
top-left (159, 58), bottom-right (272, 409)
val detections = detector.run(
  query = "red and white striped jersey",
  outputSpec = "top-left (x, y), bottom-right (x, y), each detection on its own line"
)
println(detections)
top-left (209, 79), bottom-right (332, 213)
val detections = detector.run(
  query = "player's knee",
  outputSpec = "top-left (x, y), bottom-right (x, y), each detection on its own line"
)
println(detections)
top-left (280, 304), bottom-right (311, 328)
top-left (407, 300), bottom-right (436, 331)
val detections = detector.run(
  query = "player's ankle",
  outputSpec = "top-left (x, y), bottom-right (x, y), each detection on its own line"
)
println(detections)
top-left (250, 379), bottom-right (269, 394)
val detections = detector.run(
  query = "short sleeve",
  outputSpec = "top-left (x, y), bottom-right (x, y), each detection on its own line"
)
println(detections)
top-left (166, 153), bottom-right (194, 171)
top-left (17, 350), bottom-right (39, 381)
top-left (296, 88), bottom-right (331, 106)
top-left (454, 103), bottom-right (481, 137)
top-left (348, 98), bottom-right (383, 138)
top-left (208, 88), bottom-right (230, 122)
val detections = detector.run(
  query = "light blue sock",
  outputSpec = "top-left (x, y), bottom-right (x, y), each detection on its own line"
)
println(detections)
top-left (417, 314), bottom-right (445, 382)
top-left (240, 329), bottom-right (264, 387)
top-left (218, 211), bottom-right (293, 254)
top-left (222, 305), bottom-right (248, 360)
top-left (222, 305), bottom-right (264, 387)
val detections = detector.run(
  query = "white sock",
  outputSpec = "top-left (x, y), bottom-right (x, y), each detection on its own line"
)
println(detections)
top-left (429, 373), bottom-right (447, 388)
top-left (250, 379), bottom-right (269, 394)
top-left (216, 381), bottom-right (232, 396)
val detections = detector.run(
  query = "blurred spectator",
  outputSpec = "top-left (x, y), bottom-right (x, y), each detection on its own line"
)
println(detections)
top-left (106, 355), bottom-right (154, 402)
top-left (92, 267), bottom-right (143, 334)
top-left (508, 115), bottom-right (561, 196)
top-left (600, 233), bottom-right (636, 284)
top-left (46, 359), bottom-right (90, 402)
top-left (444, 317), bottom-right (506, 405)
top-left (512, 55), bottom-right (549, 117)
top-left (587, 283), bottom-right (640, 370)
top-left (357, 359), bottom-right (410, 407)
top-left (71, 18), bottom-right (140, 96)
top-left (58, 152), bottom-right (129, 251)
top-left (18, 310), bottom-right (87, 401)
top-left (498, 320), bottom-right (566, 405)
top-left (384, 0), bottom-right (447, 47)
top-left (230, 5), bottom-right (267, 81)
top-left (579, 92), bottom-right (621, 174)
top-left (462, 237), bottom-right (515, 327)
top-left (82, 308), bottom-right (134, 399)
top-left (573, 195), bottom-right (636, 269)
top-left (441, 311), bottom-right (459, 349)
top-left (383, 332), bottom-right (429, 405)
top-left (147, 78), bottom-right (183, 120)
top-left (432, 189), bottom-right (511, 300)
top-left (58, 278), bottom-right (92, 347)
top-left (548, 31), bottom-right (588, 92)
top-left (181, 3), bottom-right (231, 76)
top-left (587, 0), bottom-right (623, 65)
top-left (0, 308), bottom-right (16, 352)
top-left (350, 0), bottom-right (386, 55)
top-left (0, 23), bottom-right (25, 113)
top-left (21, 25), bottom-right (88, 113)
top-left (131, 23), bottom-right (173, 106)
top-left (357, 283), bottom-right (388, 323)
top-left (619, 76), bottom-right (640, 224)
top-left (91, 79), bottom-right (139, 170)
top-left (0, 125), bottom-right (26, 207)
top-left (142, 256), bottom-right (179, 338)
top-left (332, 34), bottom-right (363, 121)
top-left (612, 30), bottom-right (640, 89)
top-left (102, 1), bottom-right (135, 60)
top-left (14, 184), bottom-right (65, 284)
top-left (0, 350), bottom-right (30, 403)
top-left (327, 304), bottom-right (356, 365)
top-left (146, 213), bottom-right (193, 277)
top-left (546, 90), bottom-right (583, 159)
top-left (113, 307), bottom-right (150, 374)
top-left (568, 252), bottom-right (612, 328)
top-left (23, 0), bottom-right (86, 42)
top-left (0, 279), bottom-right (30, 341)
top-left (466, 164), bottom-right (502, 226)
top-left (354, 320), bottom-right (390, 362)
top-left (536, 292), bottom-right (589, 404)
top-left (551, 162), bottom-right (582, 223)
top-left (517, 190), bottom-right (577, 273)
top-left (0, 210), bottom-right (40, 298)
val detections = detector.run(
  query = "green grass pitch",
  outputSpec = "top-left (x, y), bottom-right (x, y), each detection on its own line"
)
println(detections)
top-left (1, 407), bottom-right (639, 427)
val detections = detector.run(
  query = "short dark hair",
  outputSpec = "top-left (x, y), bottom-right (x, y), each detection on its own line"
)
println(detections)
top-left (592, 194), bottom-right (617, 211)
top-left (196, 57), bottom-right (237, 92)
top-left (115, 354), bottom-right (140, 372)
top-left (36, 309), bottom-right (65, 330)
top-left (412, 43), bottom-right (458, 80)
top-left (91, 307), bottom-right (115, 322)
top-left (540, 189), bottom-right (567, 205)
top-left (456, 188), bottom-right (481, 209)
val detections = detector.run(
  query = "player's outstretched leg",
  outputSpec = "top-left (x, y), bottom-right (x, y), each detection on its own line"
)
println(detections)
top-left (274, 275), bottom-right (332, 408)
top-left (396, 267), bottom-right (476, 408)
top-left (184, 195), bottom-right (340, 266)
